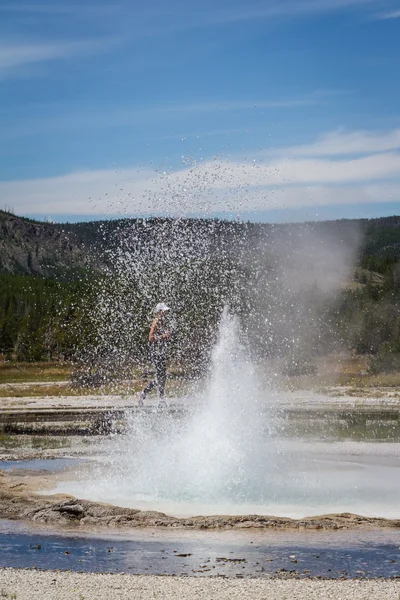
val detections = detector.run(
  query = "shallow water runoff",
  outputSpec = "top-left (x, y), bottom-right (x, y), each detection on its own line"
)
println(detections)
top-left (1, 521), bottom-right (399, 578)
top-left (53, 310), bottom-right (400, 520)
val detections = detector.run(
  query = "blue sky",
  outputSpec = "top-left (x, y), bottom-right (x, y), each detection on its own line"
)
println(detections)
top-left (1, 0), bottom-right (400, 223)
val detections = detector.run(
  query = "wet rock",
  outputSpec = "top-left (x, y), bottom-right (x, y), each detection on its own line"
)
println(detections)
top-left (58, 502), bottom-right (85, 517)
top-left (216, 557), bottom-right (247, 563)
top-left (1, 472), bottom-right (400, 532)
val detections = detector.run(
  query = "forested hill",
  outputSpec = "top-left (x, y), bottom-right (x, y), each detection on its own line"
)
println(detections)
top-left (2, 209), bottom-right (400, 277)
top-left (2, 210), bottom-right (400, 365)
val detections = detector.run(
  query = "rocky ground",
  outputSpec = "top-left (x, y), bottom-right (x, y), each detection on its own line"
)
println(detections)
top-left (0, 569), bottom-right (399, 599)
top-left (0, 385), bottom-right (399, 591)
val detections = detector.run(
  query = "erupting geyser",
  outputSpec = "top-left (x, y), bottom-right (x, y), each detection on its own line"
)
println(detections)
top-left (54, 207), bottom-right (399, 520)
top-left (121, 307), bottom-right (270, 506)
top-left (56, 305), bottom-right (400, 519)
top-left (62, 308), bottom-right (279, 515)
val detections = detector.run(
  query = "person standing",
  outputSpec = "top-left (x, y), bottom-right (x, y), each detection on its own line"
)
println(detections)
top-left (138, 302), bottom-right (172, 406)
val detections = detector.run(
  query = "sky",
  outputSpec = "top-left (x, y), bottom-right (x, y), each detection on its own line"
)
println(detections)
top-left (1, 0), bottom-right (400, 223)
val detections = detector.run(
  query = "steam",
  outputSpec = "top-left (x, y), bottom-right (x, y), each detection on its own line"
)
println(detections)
top-left (248, 221), bottom-right (362, 368)
top-left (74, 215), bottom-right (361, 385)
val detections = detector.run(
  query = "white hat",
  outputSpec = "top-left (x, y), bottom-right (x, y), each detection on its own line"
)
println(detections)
top-left (155, 302), bottom-right (170, 313)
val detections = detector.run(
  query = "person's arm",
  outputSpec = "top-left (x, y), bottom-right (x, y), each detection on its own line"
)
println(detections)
top-left (149, 317), bottom-right (159, 342)
top-left (149, 317), bottom-right (172, 342)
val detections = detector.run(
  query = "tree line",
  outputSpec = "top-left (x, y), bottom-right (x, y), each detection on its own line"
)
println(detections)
top-left (1, 214), bottom-right (400, 376)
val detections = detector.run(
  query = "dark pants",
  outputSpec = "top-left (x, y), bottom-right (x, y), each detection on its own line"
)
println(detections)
top-left (141, 353), bottom-right (167, 399)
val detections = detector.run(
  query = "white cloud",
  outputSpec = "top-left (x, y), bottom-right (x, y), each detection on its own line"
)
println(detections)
top-left (2, 166), bottom-right (399, 217)
top-left (249, 182), bottom-right (400, 211)
top-left (0, 167), bottom-right (156, 215)
top-left (376, 9), bottom-right (400, 19)
top-left (2, 127), bottom-right (400, 217)
top-left (0, 39), bottom-right (110, 77)
top-left (187, 152), bottom-right (400, 188)
top-left (280, 128), bottom-right (400, 157)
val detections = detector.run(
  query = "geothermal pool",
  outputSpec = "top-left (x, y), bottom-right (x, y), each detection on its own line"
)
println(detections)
top-left (50, 311), bottom-right (400, 520)
top-left (53, 436), bottom-right (400, 520)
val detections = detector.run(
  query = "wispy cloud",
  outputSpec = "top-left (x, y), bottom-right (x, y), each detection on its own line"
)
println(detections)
top-left (0, 1), bottom-right (389, 84)
top-left (375, 9), bottom-right (400, 19)
top-left (0, 94), bottom-right (324, 141)
top-left (280, 128), bottom-right (400, 157)
top-left (0, 0), bottom-right (390, 40)
top-left (2, 126), bottom-right (400, 217)
top-left (122, 0), bottom-right (394, 34)
top-left (203, 0), bottom-right (385, 25)
top-left (160, 152), bottom-right (400, 191)
top-left (0, 39), bottom-right (112, 78)
top-left (163, 98), bottom-right (319, 113)
top-left (2, 166), bottom-right (400, 217)
top-left (0, 1), bottom-right (117, 20)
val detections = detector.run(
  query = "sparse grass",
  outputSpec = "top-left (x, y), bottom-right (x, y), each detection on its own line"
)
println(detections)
top-left (281, 373), bottom-right (338, 391)
top-left (30, 435), bottom-right (72, 450)
top-left (274, 371), bottom-right (400, 396)
top-left (2, 359), bottom-right (400, 401)
top-left (282, 353), bottom-right (400, 393)
top-left (0, 432), bottom-right (74, 451)
top-left (0, 590), bottom-right (17, 599)
top-left (0, 383), bottom-right (85, 398)
top-left (0, 362), bottom-right (71, 384)
top-left (0, 365), bottom-right (196, 399)
top-left (0, 433), bottom-right (22, 449)
top-left (337, 371), bottom-right (400, 389)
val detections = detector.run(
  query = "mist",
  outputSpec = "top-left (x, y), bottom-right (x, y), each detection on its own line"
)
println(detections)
top-left (72, 217), bottom-right (363, 384)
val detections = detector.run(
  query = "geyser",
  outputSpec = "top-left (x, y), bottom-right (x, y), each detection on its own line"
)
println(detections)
top-left (63, 308), bottom-right (277, 513)
top-left (56, 306), bottom-right (400, 519)
top-left (57, 214), bottom-right (398, 520)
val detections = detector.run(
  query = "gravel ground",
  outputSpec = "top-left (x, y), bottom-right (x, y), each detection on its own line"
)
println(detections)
top-left (0, 569), bottom-right (399, 599)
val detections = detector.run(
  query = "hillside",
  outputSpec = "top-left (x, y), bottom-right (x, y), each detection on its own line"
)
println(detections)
top-left (0, 211), bottom-right (90, 277)
top-left (2, 210), bottom-right (400, 278)
top-left (1, 210), bottom-right (400, 366)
